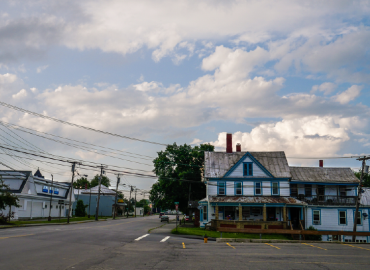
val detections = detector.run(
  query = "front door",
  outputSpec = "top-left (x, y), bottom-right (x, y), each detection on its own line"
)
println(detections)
top-left (290, 208), bottom-right (301, 229)
top-left (267, 208), bottom-right (276, 221)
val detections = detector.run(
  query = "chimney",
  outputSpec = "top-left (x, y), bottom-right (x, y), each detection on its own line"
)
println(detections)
top-left (226, 133), bottom-right (232, 153)
top-left (236, 143), bottom-right (241, 152)
top-left (319, 160), bottom-right (323, 167)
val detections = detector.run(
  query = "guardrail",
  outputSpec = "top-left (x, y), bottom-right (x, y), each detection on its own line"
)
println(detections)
top-left (293, 195), bottom-right (356, 206)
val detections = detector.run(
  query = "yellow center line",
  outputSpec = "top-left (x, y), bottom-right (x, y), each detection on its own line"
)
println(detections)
top-left (0, 234), bottom-right (34, 240)
top-left (342, 244), bottom-right (370, 251)
top-left (248, 261), bottom-right (369, 265)
top-left (301, 243), bottom-right (327, 250)
top-left (265, 243), bottom-right (280, 249)
top-left (182, 242), bottom-right (186, 249)
top-left (226, 243), bottom-right (236, 249)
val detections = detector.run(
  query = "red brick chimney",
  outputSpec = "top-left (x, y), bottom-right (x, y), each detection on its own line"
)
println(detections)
top-left (226, 133), bottom-right (232, 153)
top-left (319, 160), bottom-right (323, 167)
top-left (236, 143), bottom-right (241, 152)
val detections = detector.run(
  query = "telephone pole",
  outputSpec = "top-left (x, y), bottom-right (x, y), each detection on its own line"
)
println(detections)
top-left (48, 174), bottom-right (54, 221)
top-left (67, 162), bottom-right (77, 224)
top-left (352, 156), bottom-right (369, 242)
top-left (113, 174), bottom-right (120, 220)
top-left (95, 165), bottom-right (106, 221)
top-left (134, 188), bottom-right (137, 217)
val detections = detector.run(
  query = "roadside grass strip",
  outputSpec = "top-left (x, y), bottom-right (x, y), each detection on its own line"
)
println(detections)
top-left (226, 243), bottom-right (236, 249)
top-left (265, 243), bottom-right (280, 249)
top-left (0, 234), bottom-right (34, 240)
top-left (182, 242), bottom-right (186, 249)
top-left (302, 243), bottom-right (327, 250)
top-left (135, 234), bottom-right (149, 241)
top-left (160, 236), bottom-right (170, 242)
top-left (342, 244), bottom-right (370, 251)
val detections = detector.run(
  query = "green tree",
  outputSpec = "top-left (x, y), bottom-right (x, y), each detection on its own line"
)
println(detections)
top-left (73, 177), bottom-right (90, 189)
top-left (0, 177), bottom-right (19, 224)
top-left (136, 199), bottom-right (150, 215)
top-left (75, 200), bottom-right (87, 217)
top-left (354, 171), bottom-right (370, 187)
top-left (90, 174), bottom-right (111, 188)
top-left (305, 226), bottom-right (322, 241)
top-left (149, 143), bottom-right (214, 213)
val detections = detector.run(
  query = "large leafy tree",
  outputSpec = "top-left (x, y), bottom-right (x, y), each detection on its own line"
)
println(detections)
top-left (354, 171), bottom-right (370, 187)
top-left (90, 174), bottom-right (111, 188)
top-left (0, 178), bottom-right (19, 223)
top-left (149, 143), bottom-right (214, 212)
top-left (73, 177), bottom-right (90, 189)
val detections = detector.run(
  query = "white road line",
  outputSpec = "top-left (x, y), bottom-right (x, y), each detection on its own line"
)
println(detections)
top-left (135, 234), bottom-right (149, 241)
top-left (160, 236), bottom-right (170, 242)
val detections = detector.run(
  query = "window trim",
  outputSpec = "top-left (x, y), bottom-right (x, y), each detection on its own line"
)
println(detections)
top-left (312, 209), bottom-right (321, 225)
top-left (254, 182), bottom-right (262, 196)
top-left (243, 162), bottom-right (253, 176)
top-left (218, 182), bottom-right (226, 196)
top-left (235, 181), bottom-right (243, 196)
top-left (353, 210), bottom-right (363, 226)
top-left (338, 210), bottom-right (347, 225)
top-left (271, 181), bottom-right (279, 196)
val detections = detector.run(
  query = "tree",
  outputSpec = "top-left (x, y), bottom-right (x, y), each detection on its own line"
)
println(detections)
top-left (73, 177), bottom-right (90, 189)
top-left (149, 143), bottom-right (214, 213)
top-left (0, 178), bottom-right (20, 224)
top-left (354, 171), bottom-right (370, 187)
top-left (75, 200), bottom-right (87, 217)
top-left (305, 226), bottom-right (322, 241)
top-left (136, 199), bottom-right (150, 215)
top-left (90, 174), bottom-right (111, 188)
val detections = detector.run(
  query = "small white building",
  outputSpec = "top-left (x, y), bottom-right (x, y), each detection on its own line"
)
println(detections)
top-left (0, 170), bottom-right (75, 220)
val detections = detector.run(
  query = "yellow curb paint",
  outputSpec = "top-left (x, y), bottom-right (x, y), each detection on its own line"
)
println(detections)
top-left (265, 243), bottom-right (280, 249)
top-left (226, 243), bottom-right (236, 249)
top-left (182, 242), bottom-right (186, 249)
top-left (0, 234), bottom-right (34, 240)
top-left (301, 243), bottom-right (327, 250)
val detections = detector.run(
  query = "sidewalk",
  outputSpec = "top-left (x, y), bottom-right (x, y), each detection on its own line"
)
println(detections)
top-left (149, 219), bottom-right (177, 234)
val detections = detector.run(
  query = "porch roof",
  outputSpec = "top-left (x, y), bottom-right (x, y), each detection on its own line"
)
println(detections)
top-left (202, 196), bottom-right (307, 205)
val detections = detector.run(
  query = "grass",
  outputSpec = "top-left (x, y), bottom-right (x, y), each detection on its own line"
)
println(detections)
top-left (3, 216), bottom-right (112, 226)
top-left (171, 227), bottom-right (289, 240)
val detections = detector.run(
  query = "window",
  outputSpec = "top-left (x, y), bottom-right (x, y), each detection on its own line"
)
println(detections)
top-left (243, 162), bottom-right (253, 176)
top-left (235, 182), bottom-right (242, 195)
top-left (218, 182), bottom-right (225, 195)
top-left (56, 205), bottom-right (58, 209)
top-left (354, 210), bottom-right (362, 225)
top-left (203, 206), bottom-right (207, 221)
top-left (305, 185), bottom-right (312, 197)
top-left (42, 186), bottom-right (48, 193)
top-left (339, 210), bottom-right (347, 225)
top-left (339, 186), bottom-right (346, 196)
top-left (290, 184), bottom-right (298, 197)
top-left (45, 204), bottom-right (47, 209)
top-left (271, 182), bottom-right (279, 195)
top-left (313, 209), bottom-right (321, 225)
top-left (255, 182), bottom-right (262, 195)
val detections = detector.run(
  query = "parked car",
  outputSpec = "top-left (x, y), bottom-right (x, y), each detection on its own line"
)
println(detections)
top-left (161, 215), bottom-right (169, 222)
top-left (185, 216), bottom-right (189, 221)
top-left (159, 212), bottom-right (164, 218)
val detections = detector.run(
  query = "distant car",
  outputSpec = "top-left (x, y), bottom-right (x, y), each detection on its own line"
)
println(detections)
top-left (185, 216), bottom-right (189, 221)
top-left (161, 215), bottom-right (169, 222)
top-left (159, 212), bottom-right (164, 218)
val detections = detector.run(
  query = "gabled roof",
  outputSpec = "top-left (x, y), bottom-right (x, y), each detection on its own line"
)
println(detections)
top-left (75, 185), bottom-right (116, 195)
top-left (290, 167), bottom-right (359, 183)
top-left (204, 151), bottom-right (291, 178)
top-left (34, 169), bottom-right (44, 178)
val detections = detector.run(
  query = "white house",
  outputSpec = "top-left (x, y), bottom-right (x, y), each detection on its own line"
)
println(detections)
top-left (0, 169), bottom-right (75, 220)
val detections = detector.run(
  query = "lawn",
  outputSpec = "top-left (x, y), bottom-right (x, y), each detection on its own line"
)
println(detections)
top-left (171, 226), bottom-right (289, 240)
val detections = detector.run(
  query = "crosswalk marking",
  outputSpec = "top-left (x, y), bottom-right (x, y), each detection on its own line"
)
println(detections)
top-left (160, 236), bottom-right (170, 242)
top-left (135, 234), bottom-right (149, 241)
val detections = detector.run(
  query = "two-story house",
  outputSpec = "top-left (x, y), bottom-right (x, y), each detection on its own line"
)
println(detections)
top-left (199, 134), bottom-right (370, 242)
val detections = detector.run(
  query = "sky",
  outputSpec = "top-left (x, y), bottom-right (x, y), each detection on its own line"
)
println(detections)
top-left (0, 1), bottom-right (369, 197)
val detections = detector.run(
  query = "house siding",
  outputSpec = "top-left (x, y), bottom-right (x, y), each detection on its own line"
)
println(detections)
top-left (226, 157), bottom-right (270, 178)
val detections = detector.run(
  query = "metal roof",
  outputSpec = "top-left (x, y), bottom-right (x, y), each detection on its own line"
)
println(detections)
top-left (202, 196), bottom-right (306, 205)
top-left (75, 185), bottom-right (116, 195)
top-left (290, 167), bottom-right (360, 183)
top-left (204, 151), bottom-right (291, 178)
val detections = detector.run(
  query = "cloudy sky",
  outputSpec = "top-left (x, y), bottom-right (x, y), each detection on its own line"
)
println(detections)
top-left (0, 1), bottom-right (369, 194)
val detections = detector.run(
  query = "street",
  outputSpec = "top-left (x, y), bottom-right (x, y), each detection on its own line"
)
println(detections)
top-left (0, 215), bottom-right (369, 269)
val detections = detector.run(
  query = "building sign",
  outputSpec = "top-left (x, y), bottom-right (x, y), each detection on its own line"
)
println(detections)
top-left (54, 188), bottom-right (59, 195)
top-left (117, 199), bottom-right (124, 203)
top-left (49, 187), bottom-right (53, 194)
top-left (42, 186), bottom-right (48, 193)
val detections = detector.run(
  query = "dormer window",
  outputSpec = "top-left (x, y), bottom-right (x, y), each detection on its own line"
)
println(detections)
top-left (243, 162), bottom-right (253, 176)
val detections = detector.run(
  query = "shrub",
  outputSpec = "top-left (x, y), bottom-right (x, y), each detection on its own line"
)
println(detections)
top-left (75, 200), bottom-right (87, 217)
top-left (305, 226), bottom-right (322, 241)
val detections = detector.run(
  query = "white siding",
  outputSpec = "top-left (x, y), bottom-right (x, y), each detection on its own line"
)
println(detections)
top-left (280, 181), bottom-right (290, 196)
top-left (262, 182), bottom-right (270, 196)
top-left (243, 182), bottom-right (254, 195)
top-left (325, 186), bottom-right (337, 196)
top-left (226, 184), bottom-right (234, 196)
top-left (208, 183), bottom-right (217, 196)
top-left (226, 157), bottom-right (271, 178)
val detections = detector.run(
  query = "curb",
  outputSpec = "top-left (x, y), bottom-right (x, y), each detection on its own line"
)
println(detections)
top-left (0, 219), bottom-right (107, 229)
top-left (216, 238), bottom-right (369, 244)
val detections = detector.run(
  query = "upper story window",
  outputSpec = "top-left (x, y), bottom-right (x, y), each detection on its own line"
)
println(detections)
top-left (218, 182), bottom-right (226, 196)
top-left (243, 162), bottom-right (253, 176)
top-left (305, 185), bottom-right (312, 197)
top-left (235, 182), bottom-right (242, 196)
top-left (271, 182), bottom-right (279, 196)
top-left (339, 186), bottom-right (346, 196)
top-left (255, 182), bottom-right (262, 195)
top-left (290, 184), bottom-right (298, 197)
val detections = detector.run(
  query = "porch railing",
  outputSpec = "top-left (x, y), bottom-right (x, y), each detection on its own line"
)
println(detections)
top-left (293, 195), bottom-right (356, 206)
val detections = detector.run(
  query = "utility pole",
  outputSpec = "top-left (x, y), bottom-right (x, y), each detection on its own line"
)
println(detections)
top-left (352, 156), bottom-right (369, 242)
top-left (48, 174), bottom-right (54, 221)
top-left (95, 165), bottom-right (106, 221)
top-left (134, 188), bottom-right (137, 218)
top-left (67, 162), bottom-right (77, 224)
top-left (113, 174), bottom-right (120, 220)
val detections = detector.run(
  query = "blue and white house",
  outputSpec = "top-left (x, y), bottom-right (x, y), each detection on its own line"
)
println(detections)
top-left (199, 134), bottom-right (369, 242)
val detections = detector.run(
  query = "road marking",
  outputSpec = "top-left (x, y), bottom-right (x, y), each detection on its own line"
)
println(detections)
top-left (0, 234), bottom-right (34, 240)
top-left (160, 236), bottom-right (170, 242)
top-left (182, 242), bottom-right (186, 249)
top-left (301, 243), bottom-right (327, 250)
top-left (248, 261), bottom-right (368, 265)
top-left (135, 234), bottom-right (149, 241)
top-left (342, 244), bottom-right (370, 251)
top-left (264, 243), bottom-right (280, 249)
top-left (226, 243), bottom-right (236, 249)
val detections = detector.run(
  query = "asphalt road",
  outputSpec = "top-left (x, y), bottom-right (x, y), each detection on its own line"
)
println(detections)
top-left (0, 215), bottom-right (369, 269)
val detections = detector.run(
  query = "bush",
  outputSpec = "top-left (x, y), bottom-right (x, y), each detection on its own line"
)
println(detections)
top-left (75, 200), bottom-right (87, 217)
top-left (305, 226), bottom-right (322, 241)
